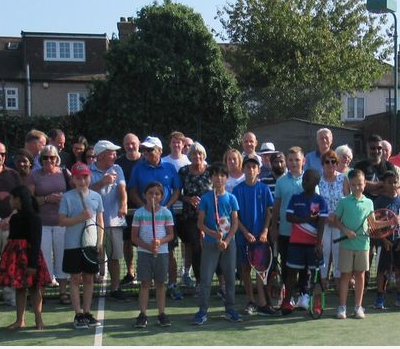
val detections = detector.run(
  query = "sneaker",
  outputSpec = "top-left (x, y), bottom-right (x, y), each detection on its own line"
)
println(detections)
top-left (182, 274), bottom-right (195, 288)
top-left (281, 299), bottom-right (295, 315)
top-left (224, 308), bottom-right (243, 322)
top-left (134, 312), bottom-right (148, 328)
top-left (374, 296), bottom-right (385, 309)
top-left (217, 286), bottom-right (226, 301)
top-left (244, 301), bottom-right (257, 315)
top-left (257, 304), bottom-right (279, 316)
top-left (74, 313), bottom-right (89, 329)
top-left (120, 273), bottom-right (136, 285)
top-left (336, 306), bottom-right (347, 319)
top-left (110, 289), bottom-right (128, 301)
top-left (296, 293), bottom-right (310, 310)
top-left (192, 309), bottom-right (208, 325)
top-left (158, 313), bottom-right (172, 327)
top-left (50, 278), bottom-right (59, 288)
top-left (84, 313), bottom-right (101, 327)
top-left (354, 306), bottom-right (365, 319)
top-left (169, 285), bottom-right (184, 300)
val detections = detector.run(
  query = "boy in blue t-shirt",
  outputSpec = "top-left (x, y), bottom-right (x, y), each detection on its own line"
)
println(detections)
top-left (373, 170), bottom-right (400, 309)
top-left (233, 155), bottom-right (274, 316)
top-left (281, 169), bottom-right (328, 315)
top-left (192, 162), bottom-right (241, 325)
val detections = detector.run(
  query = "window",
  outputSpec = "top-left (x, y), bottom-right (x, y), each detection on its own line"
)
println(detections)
top-left (44, 40), bottom-right (85, 62)
top-left (0, 88), bottom-right (18, 110)
top-left (347, 97), bottom-right (364, 119)
top-left (68, 92), bottom-right (87, 114)
top-left (386, 98), bottom-right (395, 112)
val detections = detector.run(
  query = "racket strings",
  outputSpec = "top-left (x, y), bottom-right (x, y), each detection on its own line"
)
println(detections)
top-left (367, 212), bottom-right (398, 239)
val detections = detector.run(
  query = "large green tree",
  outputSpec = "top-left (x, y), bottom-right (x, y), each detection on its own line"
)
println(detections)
top-left (80, 1), bottom-right (248, 160)
top-left (220, 0), bottom-right (392, 125)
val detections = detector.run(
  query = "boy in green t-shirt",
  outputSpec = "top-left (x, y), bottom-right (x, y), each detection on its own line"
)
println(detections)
top-left (334, 169), bottom-right (373, 320)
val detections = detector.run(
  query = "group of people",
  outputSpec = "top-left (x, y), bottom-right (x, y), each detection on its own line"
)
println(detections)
top-left (0, 126), bottom-right (399, 330)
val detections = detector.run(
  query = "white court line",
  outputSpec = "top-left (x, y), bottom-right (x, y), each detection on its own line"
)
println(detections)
top-left (94, 266), bottom-right (108, 346)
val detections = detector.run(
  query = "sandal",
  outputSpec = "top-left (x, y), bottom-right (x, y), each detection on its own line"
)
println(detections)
top-left (7, 322), bottom-right (25, 330)
top-left (59, 293), bottom-right (71, 305)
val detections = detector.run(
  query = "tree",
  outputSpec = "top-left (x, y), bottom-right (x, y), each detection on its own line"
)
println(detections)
top-left (220, 0), bottom-right (392, 125)
top-left (80, 1), bottom-right (248, 160)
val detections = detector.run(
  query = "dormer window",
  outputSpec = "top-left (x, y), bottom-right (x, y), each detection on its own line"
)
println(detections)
top-left (44, 40), bottom-right (85, 62)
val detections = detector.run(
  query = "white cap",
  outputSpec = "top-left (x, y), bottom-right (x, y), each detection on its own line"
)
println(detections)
top-left (258, 142), bottom-right (278, 155)
top-left (140, 136), bottom-right (163, 149)
top-left (94, 140), bottom-right (121, 155)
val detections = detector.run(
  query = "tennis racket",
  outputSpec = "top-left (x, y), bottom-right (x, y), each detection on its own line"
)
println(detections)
top-left (214, 189), bottom-right (223, 244)
top-left (309, 258), bottom-right (325, 319)
top-left (247, 240), bottom-right (273, 285)
top-left (267, 243), bottom-right (284, 308)
top-left (151, 197), bottom-right (157, 258)
top-left (333, 208), bottom-right (399, 244)
top-left (79, 191), bottom-right (112, 265)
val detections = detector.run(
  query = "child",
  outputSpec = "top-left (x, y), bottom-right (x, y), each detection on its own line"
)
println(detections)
top-left (59, 162), bottom-right (104, 329)
top-left (232, 155), bottom-right (275, 316)
top-left (0, 185), bottom-right (51, 330)
top-left (192, 162), bottom-right (241, 325)
top-left (281, 169), bottom-right (328, 315)
top-left (131, 181), bottom-right (174, 328)
top-left (271, 146), bottom-right (311, 309)
top-left (372, 170), bottom-right (400, 309)
top-left (334, 169), bottom-right (374, 319)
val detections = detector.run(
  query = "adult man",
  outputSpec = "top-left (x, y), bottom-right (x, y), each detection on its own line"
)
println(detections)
top-left (241, 132), bottom-right (262, 164)
top-left (48, 129), bottom-right (70, 168)
top-left (355, 134), bottom-right (396, 288)
top-left (115, 133), bottom-right (142, 285)
top-left (24, 129), bottom-right (47, 171)
top-left (162, 131), bottom-right (191, 289)
top-left (183, 137), bottom-right (194, 156)
top-left (0, 142), bottom-right (21, 306)
top-left (128, 136), bottom-right (182, 299)
top-left (304, 128), bottom-right (333, 174)
top-left (260, 151), bottom-right (287, 197)
top-left (382, 140), bottom-right (400, 180)
top-left (90, 140), bottom-right (128, 300)
top-left (258, 142), bottom-right (279, 180)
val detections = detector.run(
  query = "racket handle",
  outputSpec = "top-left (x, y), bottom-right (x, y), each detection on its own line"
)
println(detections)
top-left (333, 235), bottom-right (348, 244)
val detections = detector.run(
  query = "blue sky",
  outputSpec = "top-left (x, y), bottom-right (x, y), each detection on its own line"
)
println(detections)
top-left (2, 0), bottom-right (227, 40)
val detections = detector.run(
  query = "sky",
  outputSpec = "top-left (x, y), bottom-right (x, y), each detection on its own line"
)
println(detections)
top-left (2, 0), bottom-right (228, 41)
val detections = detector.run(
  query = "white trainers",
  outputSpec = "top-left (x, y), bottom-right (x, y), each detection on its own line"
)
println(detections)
top-left (296, 293), bottom-right (310, 310)
top-left (354, 306), bottom-right (365, 319)
top-left (336, 306), bottom-right (347, 319)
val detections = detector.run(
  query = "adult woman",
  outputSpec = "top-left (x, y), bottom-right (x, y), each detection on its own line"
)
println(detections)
top-left (27, 145), bottom-right (71, 304)
top-left (318, 149), bottom-right (350, 290)
top-left (335, 144), bottom-right (353, 175)
top-left (13, 149), bottom-right (34, 185)
top-left (179, 142), bottom-right (212, 288)
top-left (84, 145), bottom-right (96, 166)
top-left (68, 135), bottom-right (89, 169)
top-left (223, 149), bottom-right (245, 193)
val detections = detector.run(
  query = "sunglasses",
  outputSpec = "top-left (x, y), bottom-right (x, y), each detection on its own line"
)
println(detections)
top-left (86, 155), bottom-right (96, 159)
top-left (370, 146), bottom-right (383, 151)
top-left (143, 147), bottom-right (156, 153)
top-left (324, 159), bottom-right (337, 165)
top-left (42, 155), bottom-right (57, 161)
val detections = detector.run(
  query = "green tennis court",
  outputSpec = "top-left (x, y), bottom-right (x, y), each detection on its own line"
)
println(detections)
top-left (2, 279), bottom-right (400, 346)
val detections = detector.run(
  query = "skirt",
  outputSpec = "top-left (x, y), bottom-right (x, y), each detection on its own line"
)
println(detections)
top-left (0, 239), bottom-right (51, 288)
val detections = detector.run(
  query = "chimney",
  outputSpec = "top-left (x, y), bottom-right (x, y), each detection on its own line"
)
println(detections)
top-left (117, 16), bottom-right (135, 41)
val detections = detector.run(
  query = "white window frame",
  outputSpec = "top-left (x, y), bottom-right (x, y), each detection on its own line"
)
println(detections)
top-left (44, 40), bottom-right (86, 62)
top-left (68, 92), bottom-right (87, 114)
top-left (347, 97), bottom-right (365, 120)
top-left (0, 87), bottom-right (18, 110)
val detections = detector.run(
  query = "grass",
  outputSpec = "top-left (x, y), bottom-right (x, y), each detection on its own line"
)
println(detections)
top-left (2, 285), bottom-right (400, 346)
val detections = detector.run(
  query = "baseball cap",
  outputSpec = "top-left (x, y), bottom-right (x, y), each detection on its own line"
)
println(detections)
top-left (71, 162), bottom-right (91, 176)
top-left (243, 154), bottom-right (261, 167)
top-left (258, 142), bottom-right (278, 155)
top-left (140, 136), bottom-right (163, 149)
top-left (94, 140), bottom-right (121, 155)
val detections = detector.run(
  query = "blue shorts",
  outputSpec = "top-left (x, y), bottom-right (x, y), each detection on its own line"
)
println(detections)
top-left (286, 243), bottom-right (323, 270)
